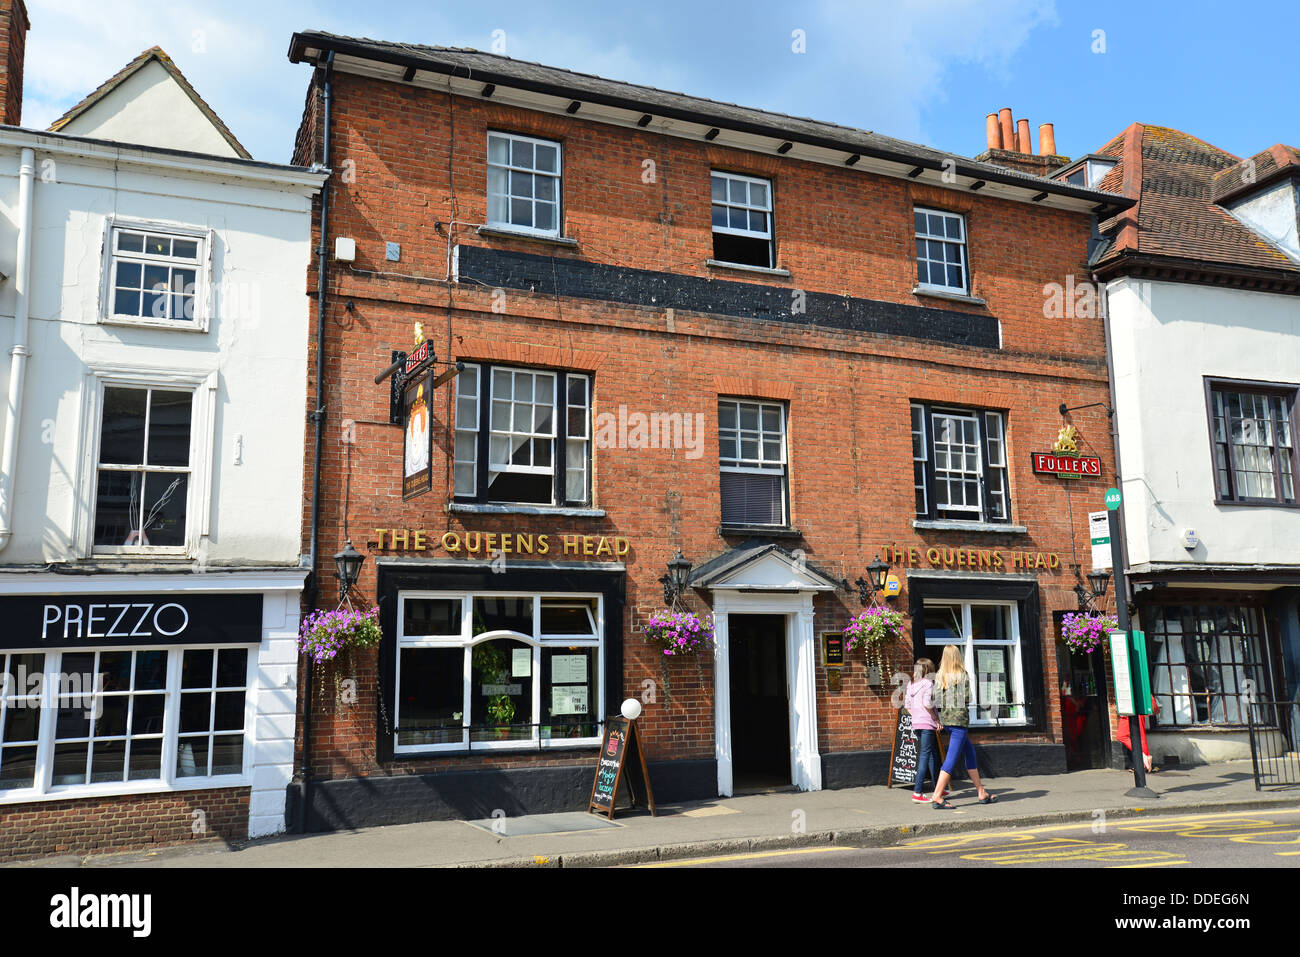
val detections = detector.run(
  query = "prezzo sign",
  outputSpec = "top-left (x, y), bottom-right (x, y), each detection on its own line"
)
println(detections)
top-left (0, 594), bottom-right (264, 650)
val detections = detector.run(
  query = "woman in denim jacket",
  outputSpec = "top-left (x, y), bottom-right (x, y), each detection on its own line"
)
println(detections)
top-left (929, 644), bottom-right (996, 808)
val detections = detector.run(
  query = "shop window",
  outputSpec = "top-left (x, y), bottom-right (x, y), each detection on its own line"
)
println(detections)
top-left (1149, 604), bottom-right (1275, 727)
top-left (922, 601), bottom-right (1026, 726)
top-left (718, 398), bottom-right (788, 527)
top-left (487, 131), bottom-right (561, 237)
top-left (1207, 381), bottom-right (1297, 505)
top-left (914, 207), bottom-right (968, 294)
top-left (453, 363), bottom-right (590, 507)
top-left (102, 221), bottom-right (210, 331)
top-left (395, 593), bottom-right (603, 753)
top-left (911, 402), bottom-right (1010, 524)
top-left (711, 171), bottom-right (774, 268)
top-left (0, 646), bottom-right (251, 801)
top-left (93, 386), bottom-right (193, 552)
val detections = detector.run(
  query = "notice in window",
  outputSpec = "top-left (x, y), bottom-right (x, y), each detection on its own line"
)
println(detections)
top-left (977, 649), bottom-right (1005, 674)
top-left (512, 648), bottom-right (532, 678)
top-left (482, 683), bottom-right (522, 696)
top-left (551, 685), bottom-right (589, 715)
top-left (980, 676), bottom-right (1008, 705)
top-left (552, 654), bottom-right (587, 684)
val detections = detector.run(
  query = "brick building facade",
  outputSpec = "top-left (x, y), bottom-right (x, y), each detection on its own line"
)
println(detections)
top-left (287, 33), bottom-right (1133, 829)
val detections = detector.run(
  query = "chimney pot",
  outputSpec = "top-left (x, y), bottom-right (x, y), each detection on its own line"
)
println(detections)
top-left (1038, 122), bottom-right (1056, 156)
top-left (1017, 118), bottom-right (1032, 155)
top-left (985, 113), bottom-right (1002, 150)
top-left (998, 108), bottom-right (1014, 154)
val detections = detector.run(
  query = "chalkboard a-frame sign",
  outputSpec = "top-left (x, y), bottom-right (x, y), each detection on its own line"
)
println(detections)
top-left (887, 707), bottom-right (946, 789)
top-left (588, 716), bottom-right (657, 819)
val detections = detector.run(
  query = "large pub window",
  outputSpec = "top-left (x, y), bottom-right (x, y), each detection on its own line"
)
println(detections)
top-left (394, 591), bottom-right (604, 754)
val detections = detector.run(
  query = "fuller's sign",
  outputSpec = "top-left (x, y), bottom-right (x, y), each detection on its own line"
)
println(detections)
top-left (1033, 423), bottom-right (1102, 479)
top-left (1032, 452), bottom-right (1102, 478)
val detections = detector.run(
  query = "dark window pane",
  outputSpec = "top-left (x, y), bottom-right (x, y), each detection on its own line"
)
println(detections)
top-left (96, 695), bottom-right (129, 737)
top-left (216, 649), bottom-right (247, 688)
top-left (127, 738), bottom-right (163, 781)
top-left (130, 694), bottom-right (165, 735)
top-left (180, 692), bottom-right (211, 733)
top-left (473, 597), bottom-right (533, 636)
top-left (4, 653), bottom-right (43, 689)
top-left (398, 647), bottom-right (465, 747)
top-left (403, 599), bottom-right (462, 637)
top-left (146, 391), bottom-right (192, 466)
top-left (210, 735), bottom-right (243, 775)
top-left (90, 739), bottom-right (126, 783)
top-left (51, 742), bottom-right (88, 786)
top-left (542, 647), bottom-right (598, 738)
top-left (100, 389), bottom-right (147, 464)
top-left (2, 700), bottom-right (40, 742)
top-left (54, 699), bottom-right (91, 740)
top-left (712, 233), bottom-right (771, 268)
top-left (98, 651), bottom-right (131, 691)
top-left (115, 261), bottom-right (142, 288)
top-left (172, 239), bottom-right (199, 260)
top-left (140, 472), bottom-right (187, 546)
top-left (213, 691), bottom-right (245, 732)
top-left (135, 651), bottom-right (167, 691)
top-left (114, 288), bottom-right (142, 315)
top-left (116, 232), bottom-right (144, 252)
top-left (540, 600), bottom-right (596, 635)
top-left (93, 471), bottom-right (137, 546)
top-left (0, 745), bottom-right (37, 788)
top-left (182, 650), bottom-right (213, 688)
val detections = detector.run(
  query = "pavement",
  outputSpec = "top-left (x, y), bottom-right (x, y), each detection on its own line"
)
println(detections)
top-left (13, 759), bottom-right (1300, 868)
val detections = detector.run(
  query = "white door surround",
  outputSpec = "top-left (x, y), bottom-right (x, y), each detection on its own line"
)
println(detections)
top-left (693, 543), bottom-right (838, 797)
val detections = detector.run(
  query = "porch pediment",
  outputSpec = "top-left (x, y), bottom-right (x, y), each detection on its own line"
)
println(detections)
top-left (688, 541), bottom-right (840, 592)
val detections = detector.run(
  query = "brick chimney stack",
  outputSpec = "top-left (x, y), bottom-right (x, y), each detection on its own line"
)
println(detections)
top-left (0, 0), bottom-right (28, 127)
top-left (975, 107), bottom-right (1070, 179)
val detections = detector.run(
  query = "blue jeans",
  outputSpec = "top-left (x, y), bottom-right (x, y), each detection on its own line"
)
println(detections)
top-left (913, 729), bottom-right (941, 795)
top-left (941, 726), bottom-right (979, 776)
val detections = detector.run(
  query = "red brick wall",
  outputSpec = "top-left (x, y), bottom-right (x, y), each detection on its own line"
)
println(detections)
top-left (0, 0), bottom-right (28, 127)
top-left (0, 787), bottom-right (249, 862)
top-left (295, 69), bottom-right (1114, 783)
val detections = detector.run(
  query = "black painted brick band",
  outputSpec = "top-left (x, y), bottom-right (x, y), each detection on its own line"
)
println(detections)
top-left (455, 244), bottom-right (1000, 349)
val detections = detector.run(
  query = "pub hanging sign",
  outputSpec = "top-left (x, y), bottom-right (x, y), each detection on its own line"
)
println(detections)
top-left (402, 324), bottom-right (434, 501)
top-left (1032, 425), bottom-right (1101, 479)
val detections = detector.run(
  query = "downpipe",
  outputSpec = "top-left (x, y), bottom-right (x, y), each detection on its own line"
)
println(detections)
top-left (0, 147), bottom-right (37, 552)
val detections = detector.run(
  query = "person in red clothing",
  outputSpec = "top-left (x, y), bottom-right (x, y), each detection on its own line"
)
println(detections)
top-left (1117, 696), bottom-right (1159, 773)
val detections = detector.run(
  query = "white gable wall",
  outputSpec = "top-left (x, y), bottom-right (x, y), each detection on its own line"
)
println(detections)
top-left (55, 59), bottom-right (240, 158)
top-left (1109, 277), bottom-right (1300, 568)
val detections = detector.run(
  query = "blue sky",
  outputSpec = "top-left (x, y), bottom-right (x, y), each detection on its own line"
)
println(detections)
top-left (24, 0), bottom-right (1298, 165)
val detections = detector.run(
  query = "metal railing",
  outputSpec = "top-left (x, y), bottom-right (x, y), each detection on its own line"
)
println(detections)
top-left (1246, 699), bottom-right (1300, 790)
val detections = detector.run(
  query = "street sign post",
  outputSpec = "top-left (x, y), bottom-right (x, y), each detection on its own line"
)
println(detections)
top-left (1105, 488), bottom-right (1157, 798)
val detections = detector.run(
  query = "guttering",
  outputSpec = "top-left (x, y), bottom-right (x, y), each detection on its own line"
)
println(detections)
top-left (299, 49), bottom-right (334, 833)
top-left (0, 127), bottom-right (325, 192)
top-left (0, 147), bottom-right (36, 552)
top-left (288, 33), bottom-right (1133, 214)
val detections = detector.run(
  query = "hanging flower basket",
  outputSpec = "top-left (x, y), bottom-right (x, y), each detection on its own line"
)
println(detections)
top-left (299, 606), bottom-right (382, 666)
top-left (642, 610), bottom-right (715, 656)
top-left (1060, 611), bottom-right (1117, 654)
top-left (843, 606), bottom-right (904, 674)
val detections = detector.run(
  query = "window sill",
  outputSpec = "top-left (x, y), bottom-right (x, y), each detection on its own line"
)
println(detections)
top-left (448, 502), bottom-right (606, 518)
top-left (0, 775), bottom-right (249, 805)
top-left (476, 225), bottom-right (578, 248)
top-left (100, 315), bottom-right (210, 333)
top-left (912, 519), bottom-right (1028, 534)
top-left (719, 524), bottom-right (802, 538)
top-left (394, 741), bottom-right (601, 759)
top-left (912, 286), bottom-right (987, 307)
top-left (706, 259), bottom-right (791, 277)
top-left (1212, 498), bottom-right (1300, 509)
